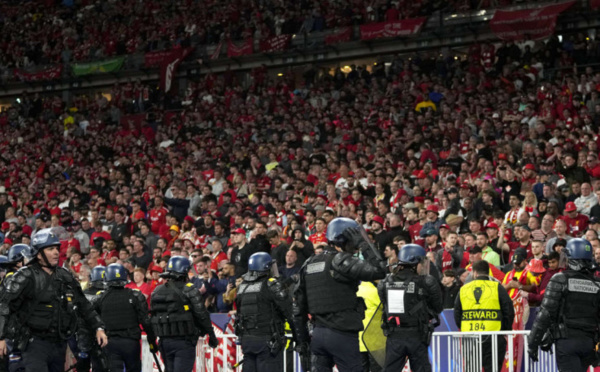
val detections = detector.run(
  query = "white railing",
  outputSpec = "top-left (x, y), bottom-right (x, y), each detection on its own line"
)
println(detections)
top-left (432, 331), bottom-right (594, 372)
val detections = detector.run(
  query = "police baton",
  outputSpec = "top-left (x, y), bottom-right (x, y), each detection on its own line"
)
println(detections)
top-left (152, 352), bottom-right (164, 372)
top-left (233, 359), bottom-right (244, 368)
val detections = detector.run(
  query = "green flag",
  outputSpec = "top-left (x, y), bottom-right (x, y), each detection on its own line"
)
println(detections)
top-left (72, 56), bottom-right (125, 76)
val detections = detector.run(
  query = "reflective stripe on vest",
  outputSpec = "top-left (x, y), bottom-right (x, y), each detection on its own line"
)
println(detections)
top-left (459, 279), bottom-right (501, 332)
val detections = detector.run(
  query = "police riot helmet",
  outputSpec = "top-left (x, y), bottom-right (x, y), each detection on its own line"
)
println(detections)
top-left (326, 217), bottom-right (364, 250)
top-left (398, 244), bottom-right (426, 266)
top-left (165, 256), bottom-right (191, 278)
top-left (248, 252), bottom-right (273, 272)
top-left (105, 264), bottom-right (127, 286)
top-left (30, 228), bottom-right (61, 268)
top-left (8, 244), bottom-right (31, 264)
top-left (0, 256), bottom-right (8, 266)
top-left (565, 238), bottom-right (593, 271)
top-left (91, 265), bottom-right (106, 283)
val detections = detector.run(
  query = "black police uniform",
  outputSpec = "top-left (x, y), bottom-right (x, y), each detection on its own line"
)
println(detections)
top-left (529, 269), bottom-right (600, 371)
top-left (151, 280), bottom-right (217, 372)
top-left (378, 267), bottom-right (442, 372)
top-left (0, 269), bottom-right (23, 372)
top-left (92, 286), bottom-right (156, 372)
top-left (235, 273), bottom-right (294, 372)
top-left (0, 261), bottom-right (104, 372)
top-left (83, 282), bottom-right (105, 302)
top-left (293, 248), bottom-right (386, 372)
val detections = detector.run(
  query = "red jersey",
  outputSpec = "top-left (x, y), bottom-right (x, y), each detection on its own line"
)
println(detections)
top-left (149, 206), bottom-right (169, 234)
top-left (563, 214), bottom-right (589, 237)
top-left (309, 232), bottom-right (328, 246)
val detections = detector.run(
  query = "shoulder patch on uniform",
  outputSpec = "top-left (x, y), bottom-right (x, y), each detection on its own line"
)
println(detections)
top-left (269, 278), bottom-right (276, 282)
top-left (306, 262), bottom-right (326, 275)
top-left (132, 288), bottom-right (140, 292)
top-left (568, 278), bottom-right (599, 294)
top-left (186, 283), bottom-right (194, 287)
top-left (96, 291), bottom-right (103, 295)
top-left (5, 272), bottom-right (13, 278)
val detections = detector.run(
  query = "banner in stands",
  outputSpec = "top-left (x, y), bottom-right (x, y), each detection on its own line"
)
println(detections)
top-left (325, 27), bottom-right (352, 45)
top-left (72, 56), bottom-right (125, 76)
top-left (144, 50), bottom-right (180, 67)
top-left (260, 35), bottom-right (292, 53)
top-left (489, 1), bottom-right (575, 40)
top-left (14, 65), bottom-right (62, 82)
top-left (359, 17), bottom-right (427, 40)
top-left (228, 38), bottom-right (254, 58)
top-left (159, 48), bottom-right (192, 92)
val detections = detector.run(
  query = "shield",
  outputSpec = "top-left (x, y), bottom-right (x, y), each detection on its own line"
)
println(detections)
top-left (362, 302), bottom-right (387, 368)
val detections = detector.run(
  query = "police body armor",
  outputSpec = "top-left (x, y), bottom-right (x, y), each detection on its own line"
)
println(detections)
top-left (559, 271), bottom-right (600, 337)
top-left (305, 252), bottom-right (357, 315)
top-left (84, 284), bottom-right (104, 302)
top-left (383, 273), bottom-right (425, 329)
top-left (24, 267), bottom-right (78, 341)
top-left (151, 282), bottom-right (198, 339)
top-left (98, 288), bottom-right (141, 339)
top-left (236, 277), bottom-right (280, 339)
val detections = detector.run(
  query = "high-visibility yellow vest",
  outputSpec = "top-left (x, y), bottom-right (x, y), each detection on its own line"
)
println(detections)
top-left (459, 279), bottom-right (502, 332)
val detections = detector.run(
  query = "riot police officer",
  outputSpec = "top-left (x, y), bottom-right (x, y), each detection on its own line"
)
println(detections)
top-left (83, 265), bottom-right (106, 301)
top-left (235, 252), bottom-right (295, 372)
top-left (293, 217), bottom-right (387, 372)
top-left (151, 256), bottom-right (218, 372)
top-left (0, 244), bottom-right (30, 372)
top-left (0, 228), bottom-right (108, 372)
top-left (92, 263), bottom-right (157, 372)
top-left (529, 238), bottom-right (600, 371)
top-left (378, 244), bottom-right (443, 372)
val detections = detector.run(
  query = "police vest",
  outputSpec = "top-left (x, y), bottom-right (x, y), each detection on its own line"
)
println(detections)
top-left (305, 252), bottom-right (358, 315)
top-left (383, 273), bottom-right (424, 328)
top-left (25, 268), bottom-right (78, 340)
top-left (459, 279), bottom-right (501, 332)
top-left (236, 278), bottom-right (279, 338)
top-left (561, 271), bottom-right (600, 333)
top-left (151, 282), bottom-right (197, 339)
top-left (99, 287), bottom-right (141, 339)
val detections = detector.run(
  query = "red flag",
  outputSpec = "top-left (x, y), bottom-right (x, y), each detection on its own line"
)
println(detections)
top-left (159, 48), bottom-right (192, 92)
top-left (227, 38), bottom-right (253, 58)
top-left (14, 65), bottom-right (63, 82)
top-left (359, 18), bottom-right (426, 40)
top-left (325, 27), bottom-right (352, 45)
top-left (490, 1), bottom-right (575, 40)
top-left (210, 41), bottom-right (223, 60)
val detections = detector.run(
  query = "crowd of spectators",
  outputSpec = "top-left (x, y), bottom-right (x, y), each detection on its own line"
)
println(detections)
top-left (0, 0), bottom-right (553, 74)
top-left (1, 30), bottom-right (600, 315)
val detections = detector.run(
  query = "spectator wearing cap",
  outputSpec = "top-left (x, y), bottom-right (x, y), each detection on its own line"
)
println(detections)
top-left (525, 251), bottom-right (562, 305)
top-left (369, 215), bottom-right (386, 252)
top-left (590, 216), bottom-right (600, 234)
top-left (421, 228), bottom-right (441, 253)
top-left (532, 215), bottom-right (557, 246)
top-left (229, 226), bottom-right (252, 277)
top-left (502, 248), bottom-right (537, 301)
top-left (563, 201), bottom-right (589, 237)
top-left (476, 232), bottom-right (500, 268)
top-left (485, 222), bottom-right (501, 255)
top-left (420, 204), bottom-right (442, 236)
top-left (574, 182), bottom-right (598, 216)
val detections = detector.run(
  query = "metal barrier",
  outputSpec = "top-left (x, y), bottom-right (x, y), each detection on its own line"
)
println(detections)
top-left (432, 331), bottom-right (595, 372)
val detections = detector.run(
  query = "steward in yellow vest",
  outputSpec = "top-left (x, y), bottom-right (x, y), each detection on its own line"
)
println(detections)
top-left (454, 260), bottom-right (514, 372)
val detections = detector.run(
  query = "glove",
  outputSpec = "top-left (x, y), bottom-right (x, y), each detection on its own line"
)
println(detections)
top-left (75, 352), bottom-right (91, 372)
top-left (148, 338), bottom-right (159, 354)
top-left (341, 227), bottom-right (365, 252)
top-left (208, 334), bottom-right (219, 348)
top-left (528, 347), bottom-right (538, 362)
